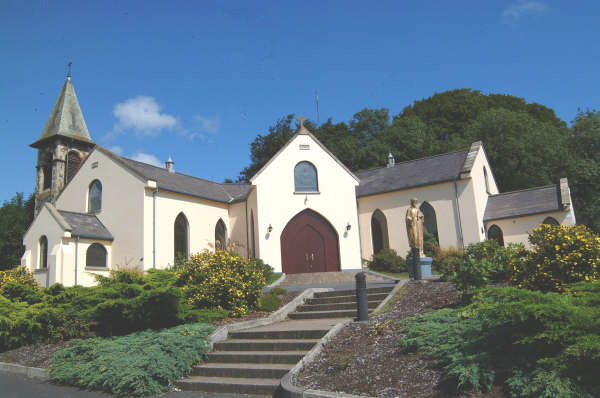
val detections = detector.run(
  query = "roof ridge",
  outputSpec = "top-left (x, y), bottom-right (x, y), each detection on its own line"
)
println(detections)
top-left (356, 148), bottom-right (469, 174)
top-left (490, 184), bottom-right (558, 197)
top-left (57, 209), bottom-right (96, 216)
top-left (121, 155), bottom-right (225, 186)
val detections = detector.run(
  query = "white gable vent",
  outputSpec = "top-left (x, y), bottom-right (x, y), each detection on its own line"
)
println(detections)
top-left (299, 144), bottom-right (310, 150)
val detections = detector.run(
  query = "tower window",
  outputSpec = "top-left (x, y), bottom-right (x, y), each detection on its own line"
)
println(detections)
top-left (42, 165), bottom-right (52, 190)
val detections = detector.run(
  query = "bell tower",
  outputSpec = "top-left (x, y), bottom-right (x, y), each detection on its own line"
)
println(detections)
top-left (31, 64), bottom-right (95, 214)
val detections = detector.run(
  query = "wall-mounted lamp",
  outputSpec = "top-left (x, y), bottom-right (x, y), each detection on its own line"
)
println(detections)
top-left (346, 222), bottom-right (351, 231)
top-left (268, 224), bottom-right (273, 233)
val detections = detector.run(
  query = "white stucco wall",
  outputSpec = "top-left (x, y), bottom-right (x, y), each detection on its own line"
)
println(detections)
top-left (56, 149), bottom-right (146, 269)
top-left (358, 181), bottom-right (464, 261)
top-left (485, 208), bottom-right (576, 249)
top-left (58, 238), bottom-right (112, 287)
top-left (246, 187), bottom-right (259, 259)
top-left (143, 188), bottom-right (230, 269)
top-left (228, 201), bottom-right (248, 257)
top-left (251, 133), bottom-right (362, 272)
top-left (22, 206), bottom-right (64, 287)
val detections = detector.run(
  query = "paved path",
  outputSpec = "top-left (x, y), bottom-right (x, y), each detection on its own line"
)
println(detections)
top-left (276, 270), bottom-right (397, 291)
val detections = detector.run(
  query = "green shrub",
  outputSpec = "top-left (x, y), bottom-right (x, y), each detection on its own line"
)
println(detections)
top-left (179, 308), bottom-right (229, 323)
top-left (433, 246), bottom-right (463, 279)
top-left (50, 322), bottom-right (215, 397)
top-left (368, 249), bottom-right (407, 273)
top-left (250, 258), bottom-right (274, 282)
top-left (399, 283), bottom-right (600, 397)
top-left (268, 287), bottom-right (288, 296)
top-left (176, 250), bottom-right (268, 316)
top-left (0, 266), bottom-right (39, 298)
top-left (258, 293), bottom-right (282, 311)
top-left (512, 224), bottom-right (600, 292)
top-left (0, 280), bottom-right (43, 303)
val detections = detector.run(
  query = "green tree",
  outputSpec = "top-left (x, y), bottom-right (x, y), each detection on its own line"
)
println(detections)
top-left (0, 193), bottom-right (35, 269)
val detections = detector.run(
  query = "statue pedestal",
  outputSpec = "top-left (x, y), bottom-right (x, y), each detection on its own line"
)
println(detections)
top-left (408, 257), bottom-right (432, 280)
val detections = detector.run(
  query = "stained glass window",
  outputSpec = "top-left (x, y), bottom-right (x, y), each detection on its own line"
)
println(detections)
top-left (88, 180), bottom-right (102, 212)
top-left (294, 161), bottom-right (318, 192)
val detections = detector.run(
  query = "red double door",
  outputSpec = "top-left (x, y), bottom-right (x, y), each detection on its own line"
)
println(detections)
top-left (281, 209), bottom-right (340, 274)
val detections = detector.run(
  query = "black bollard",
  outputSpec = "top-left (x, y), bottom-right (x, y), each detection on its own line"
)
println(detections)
top-left (355, 272), bottom-right (369, 322)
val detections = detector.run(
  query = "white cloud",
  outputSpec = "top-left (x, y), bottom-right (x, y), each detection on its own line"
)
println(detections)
top-left (194, 114), bottom-right (221, 134)
top-left (502, 1), bottom-right (547, 20)
top-left (131, 152), bottom-right (163, 167)
top-left (111, 96), bottom-right (177, 136)
top-left (108, 145), bottom-right (123, 155)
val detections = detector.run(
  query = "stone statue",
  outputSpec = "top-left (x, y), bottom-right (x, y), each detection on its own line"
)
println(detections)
top-left (406, 198), bottom-right (425, 257)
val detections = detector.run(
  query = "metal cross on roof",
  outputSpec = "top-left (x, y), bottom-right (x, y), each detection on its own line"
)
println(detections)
top-left (298, 115), bottom-right (305, 125)
top-left (67, 61), bottom-right (72, 78)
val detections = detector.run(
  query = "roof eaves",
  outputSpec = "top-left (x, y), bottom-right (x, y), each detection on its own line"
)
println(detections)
top-left (484, 207), bottom-right (563, 223)
top-left (45, 203), bottom-right (72, 231)
top-left (156, 185), bottom-right (230, 204)
top-left (356, 177), bottom-right (460, 198)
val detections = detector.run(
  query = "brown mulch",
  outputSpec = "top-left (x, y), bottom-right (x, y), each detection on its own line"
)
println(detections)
top-left (293, 281), bottom-right (508, 398)
top-left (0, 340), bottom-right (75, 368)
top-left (0, 290), bottom-right (301, 369)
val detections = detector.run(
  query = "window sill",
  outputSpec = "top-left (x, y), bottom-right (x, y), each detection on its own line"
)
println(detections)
top-left (85, 266), bottom-right (109, 272)
top-left (293, 191), bottom-right (320, 195)
top-left (33, 268), bottom-right (48, 274)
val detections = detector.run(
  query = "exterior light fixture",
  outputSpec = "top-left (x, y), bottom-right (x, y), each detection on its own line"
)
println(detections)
top-left (346, 222), bottom-right (351, 231)
top-left (268, 224), bottom-right (273, 233)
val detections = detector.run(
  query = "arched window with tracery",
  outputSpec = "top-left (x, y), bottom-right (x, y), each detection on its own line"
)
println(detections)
top-left (88, 180), bottom-right (102, 213)
top-left (39, 236), bottom-right (48, 269)
top-left (487, 225), bottom-right (504, 247)
top-left (215, 219), bottom-right (227, 250)
top-left (294, 161), bottom-right (318, 192)
top-left (371, 209), bottom-right (389, 255)
top-left (86, 243), bottom-right (107, 267)
top-left (420, 201), bottom-right (439, 243)
top-left (174, 212), bottom-right (189, 262)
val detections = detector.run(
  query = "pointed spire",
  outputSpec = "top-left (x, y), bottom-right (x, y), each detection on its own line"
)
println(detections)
top-left (31, 73), bottom-right (92, 148)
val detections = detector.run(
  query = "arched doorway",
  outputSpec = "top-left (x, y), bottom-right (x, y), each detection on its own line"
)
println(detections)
top-left (487, 224), bottom-right (504, 247)
top-left (371, 209), bottom-right (389, 255)
top-left (420, 201), bottom-right (439, 243)
top-left (281, 209), bottom-right (340, 274)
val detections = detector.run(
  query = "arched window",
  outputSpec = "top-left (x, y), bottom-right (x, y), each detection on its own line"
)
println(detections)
top-left (250, 210), bottom-right (256, 258)
top-left (483, 167), bottom-right (490, 194)
top-left (86, 243), bottom-right (107, 267)
top-left (215, 219), bottom-right (227, 250)
top-left (420, 201), bottom-right (439, 243)
top-left (371, 209), bottom-right (389, 255)
top-left (294, 161), bottom-right (318, 192)
top-left (174, 212), bottom-right (189, 261)
top-left (39, 236), bottom-right (48, 269)
top-left (487, 225), bottom-right (504, 247)
top-left (88, 180), bottom-right (102, 213)
top-left (66, 151), bottom-right (82, 184)
top-left (42, 165), bottom-right (52, 190)
top-left (542, 217), bottom-right (560, 226)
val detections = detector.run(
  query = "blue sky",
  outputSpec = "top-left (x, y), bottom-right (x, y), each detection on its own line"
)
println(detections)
top-left (1, 0), bottom-right (598, 203)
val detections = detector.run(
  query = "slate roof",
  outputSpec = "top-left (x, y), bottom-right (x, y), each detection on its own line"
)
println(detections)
top-left (31, 78), bottom-right (93, 148)
top-left (356, 150), bottom-right (469, 197)
top-left (96, 148), bottom-right (251, 204)
top-left (484, 185), bottom-right (563, 222)
top-left (58, 210), bottom-right (114, 241)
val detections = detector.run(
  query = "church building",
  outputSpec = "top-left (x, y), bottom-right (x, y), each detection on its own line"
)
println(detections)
top-left (22, 76), bottom-right (577, 287)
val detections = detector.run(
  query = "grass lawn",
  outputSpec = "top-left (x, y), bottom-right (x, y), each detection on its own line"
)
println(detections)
top-left (267, 272), bottom-right (283, 284)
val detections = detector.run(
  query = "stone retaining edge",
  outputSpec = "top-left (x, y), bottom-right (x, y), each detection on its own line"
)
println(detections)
top-left (265, 273), bottom-right (287, 289)
top-left (372, 278), bottom-right (409, 314)
top-left (207, 287), bottom-right (333, 349)
top-left (0, 361), bottom-right (49, 380)
top-left (364, 269), bottom-right (402, 282)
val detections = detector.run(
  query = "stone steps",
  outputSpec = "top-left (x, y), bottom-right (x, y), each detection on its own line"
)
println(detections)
top-left (192, 362), bottom-right (294, 378)
top-left (207, 350), bottom-right (308, 364)
top-left (312, 286), bottom-right (393, 298)
top-left (306, 292), bottom-right (389, 304)
top-left (229, 328), bottom-right (328, 340)
top-left (176, 376), bottom-right (280, 395)
top-left (213, 338), bottom-right (320, 351)
top-left (296, 300), bottom-right (380, 312)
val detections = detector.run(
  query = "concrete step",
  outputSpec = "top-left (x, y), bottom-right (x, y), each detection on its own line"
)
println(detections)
top-left (207, 350), bottom-right (307, 364)
top-left (313, 286), bottom-right (393, 298)
top-left (296, 301), bottom-right (380, 312)
top-left (288, 309), bottom-right (368, 319)
top-left (228, 328), bottom-right (329, 340)
top-left (307, 292), bottom-right (389, 304)
top-left (213, 338), bottom-right (319, 351)
top-left (175, 375), bottom-right (280, 395)
top-left (192, 362), bottom-right (294, 378)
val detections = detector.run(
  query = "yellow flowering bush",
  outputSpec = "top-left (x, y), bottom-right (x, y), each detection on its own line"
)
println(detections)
top-left (0, 266), bottom-right (39, 298)
top-left (176, 250), bottom-right (269, 316)
top-left (512, 224), bottom-right (600, 292)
